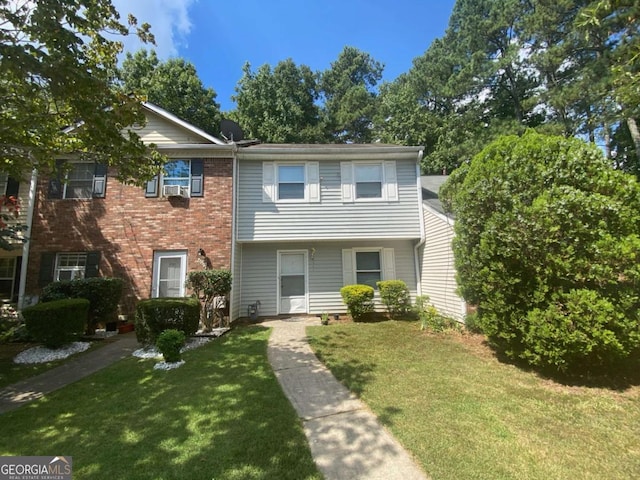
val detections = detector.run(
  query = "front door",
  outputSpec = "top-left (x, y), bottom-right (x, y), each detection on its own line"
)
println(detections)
top-left (152, 251), bottom-right (187, 297)
top-left (278, 251), bottom-right (307, 314)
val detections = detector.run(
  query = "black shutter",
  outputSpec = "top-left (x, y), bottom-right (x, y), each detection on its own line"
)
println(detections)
top-left (85, 251), bottom-right (101, 278)
top-left (48, 160), bottom-right (65, 199)
top-left (5, 177), bottom-right (19, 197)
top-left (145, 175), bottom-right (159, 197)
top-left (38, 253), bottom-right (56, 286)
top-left (190, 159), bottom-right (204, 197)
top-left (92, 164), bottom-right (107, 198)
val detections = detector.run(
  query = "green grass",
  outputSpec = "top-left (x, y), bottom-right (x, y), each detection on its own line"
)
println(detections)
top-left (0, 326), bottom-right (322, 480)
top-left (307, 320), bottom-right (640, 480)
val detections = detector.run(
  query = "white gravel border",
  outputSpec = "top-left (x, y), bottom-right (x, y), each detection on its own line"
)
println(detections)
top-left (14, 342), bottom-right (91, 364)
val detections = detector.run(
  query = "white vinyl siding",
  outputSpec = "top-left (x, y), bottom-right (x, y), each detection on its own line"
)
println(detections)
top-left (420, 204), bottom-right (465, 320)
top-left (136, 113), bottom-right (211, 145)
top-left (239, 159), bottom-right (420, 241)
top-left (237, 241), bottom-right (417, 317)
top-left (0, 175), bottom-right (28, 228)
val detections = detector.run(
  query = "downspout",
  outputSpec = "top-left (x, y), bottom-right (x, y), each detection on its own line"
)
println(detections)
top-left (18, 169), bottom-right (38, 310)
top-left (229, 143), bottom-right (238, 321)
top-left (413, 150), bottom-right (425, 297)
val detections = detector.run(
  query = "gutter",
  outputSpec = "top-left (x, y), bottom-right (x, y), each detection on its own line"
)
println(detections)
top-left (18, 169), bottom-right (37, 309)
top-left (413, 149), bottom-right (426, 296)
top-left (229, 143), bottom-right (239, 321)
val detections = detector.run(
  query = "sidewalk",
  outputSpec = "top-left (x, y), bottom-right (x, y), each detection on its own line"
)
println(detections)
top-left (0, 333), bottom-right (139, 414)
top-left (264, 318), bottom-right (429, 480)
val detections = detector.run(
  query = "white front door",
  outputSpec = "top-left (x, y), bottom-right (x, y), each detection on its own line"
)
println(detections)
top-left (152, 251), bottom-right (187, 297)
top-left (278, 251), bottom-right (307, 314)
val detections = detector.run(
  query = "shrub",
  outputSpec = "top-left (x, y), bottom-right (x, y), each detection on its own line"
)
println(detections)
top-left (156, 329), bottom-right (186, 363)
top-left (443, 131), bottom-right (640, 371)
top-left (340, 284), bottom-right (374, 321)
top-left (134, 297), bottom-right (199, 345)
top-left (185, 269), bottom-right (232, 331)
top-left (0, 304), bottom-right (23, 343)
top-left (377, 280), bottom-right (411, 316)
top-left (415, 296), bottom-right (461, 333)
top-left (41, 277), bottom-right (123, 333)
top-left (22, 298), bottom-right (89, 348)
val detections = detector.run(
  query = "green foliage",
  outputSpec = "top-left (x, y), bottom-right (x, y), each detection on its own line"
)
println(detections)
top-left (185, 269), bottom-right (232, 331)
top-left (376, 280), bottom-right (411, 316)
top-left (232, 59), bottom-right (323, 142)
top-left (41, 278), bottom-right (123, 333)
top-left (134, 298), bottom-right (200, 346)
top-left (340, 284), bottom-right (374, 321)
top-left (120, 49), bottom-right (221, 135)
top-left (320, 312), bottom-right (330, 325)
top-left (22, 299), bottom-right (89, 348)
top-left (0, 304), bottom-right (23, 343)
top-left (156, 329), bottom-right (186, 363)
top-left (414, 296), bottom-right (461, 333)
top-left (447, 131), bottom-right (640, 371)
top-left (0, 0), bottom-right (162, 186)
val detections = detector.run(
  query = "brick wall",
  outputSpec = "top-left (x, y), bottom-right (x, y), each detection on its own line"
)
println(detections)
top-left (26, 158), bottom-right (233, 315)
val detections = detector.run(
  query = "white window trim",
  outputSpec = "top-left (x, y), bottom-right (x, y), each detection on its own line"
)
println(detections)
top-left (55, 252), bottom-right (88, 281)
top-left (152, 250), bottom-right (188, 298)
top-left (161, 159), bottom-right (191, 196)
top-left (342, 248), bottom-right (396, 287)
top-left (263, 161), bottom-right (320, 203)
top-left (276, 249), bottom-right (309, 315)
top-left (341, 160), bottom-right (398, 203)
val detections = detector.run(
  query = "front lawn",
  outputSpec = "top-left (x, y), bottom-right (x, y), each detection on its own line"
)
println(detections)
top-left (0, 326), bottom-right (321, 480)
top-left (307, 320), bottom-right (640, 480)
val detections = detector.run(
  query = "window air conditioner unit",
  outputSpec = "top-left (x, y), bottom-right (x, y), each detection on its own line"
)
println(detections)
top-left (163, 185), bottom-right (189, 198)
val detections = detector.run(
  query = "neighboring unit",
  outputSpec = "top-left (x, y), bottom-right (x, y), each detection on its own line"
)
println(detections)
top-left (231, 144), bottom-right (425, 319)
top-left (23, 103), bottom-right (235, 316)
top-left (419, 176), bottom-right (466, 319)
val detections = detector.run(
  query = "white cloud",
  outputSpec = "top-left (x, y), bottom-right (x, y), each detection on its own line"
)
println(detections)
top-left (111, 0), bottom-right (196, 59)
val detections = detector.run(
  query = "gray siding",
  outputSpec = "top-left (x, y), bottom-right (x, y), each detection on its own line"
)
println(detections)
top-left (237, 240), bottom-right (418, 317)
top-left (237, 159), bottom-right (421, 241)
top-left (420, 204), bottom-right (465, 319)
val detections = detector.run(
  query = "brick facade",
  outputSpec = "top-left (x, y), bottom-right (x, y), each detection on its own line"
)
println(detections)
top-left (26, 158), bottom-right (233, 315)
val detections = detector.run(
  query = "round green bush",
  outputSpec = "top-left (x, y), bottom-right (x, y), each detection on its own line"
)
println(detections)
top-left (156, 329), bottom-right (186, 363)
top-left (134, 297), bottom-right (200, 345)
top-left (22, 298), bottom-right (89, 348)
top-left (443, 131), bottom-right (640, 372)
top-left (340, 284), bottom-right (374, 321)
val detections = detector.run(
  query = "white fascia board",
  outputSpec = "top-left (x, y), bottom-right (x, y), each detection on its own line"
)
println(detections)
top-left (237, 145), bottom-right (424, 162)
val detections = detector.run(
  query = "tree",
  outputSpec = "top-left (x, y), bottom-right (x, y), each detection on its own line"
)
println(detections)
top-left (320, 46), bottom-right (383, 143)
top-left (0, 0), bottom-right (162, 185)
top-left (120, 49), bottom-right (221, 136)
top-left (442, 131), bottom-right (640, 372)
top-left (232, 59), bottom-right (322, 143)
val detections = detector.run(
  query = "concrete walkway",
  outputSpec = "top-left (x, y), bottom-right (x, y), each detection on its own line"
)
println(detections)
top-left (0, 333), bottom-right (139, 414)
top-left (264, 318), bottom-right (429, 480)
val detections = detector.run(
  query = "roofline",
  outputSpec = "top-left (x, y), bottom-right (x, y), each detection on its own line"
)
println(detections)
top-left (237, 145), bottom-right (424, 161)
top-left (142, 102), bottom-right (228, 146)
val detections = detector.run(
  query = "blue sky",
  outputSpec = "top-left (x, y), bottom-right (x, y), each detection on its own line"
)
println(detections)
top-left (112, 0), bottom-right (456, 113)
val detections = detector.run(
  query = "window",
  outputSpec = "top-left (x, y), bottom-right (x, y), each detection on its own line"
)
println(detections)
top-left (355, 164), bottom-right (382, 199)
top-left (342, 248), bottom-right (396, 288)
top-left (341, 161), bottom-right (398, 202)
top-left (48, 162), bottom-right (107, 199)
top-left (0, 174), bottom-right (19, 198)
top-left (55, 253), bottom-right (87, 281)
top-left (0, 257), bottom-right (16, 300)
top-left (278, 165), bottom-right (305, 200)
top-left (38, 252), bottom-right (100, 286)
top-left (145, 159), bottom-right (204, 198)
top-left (262, 162), bottom-right (320, 203)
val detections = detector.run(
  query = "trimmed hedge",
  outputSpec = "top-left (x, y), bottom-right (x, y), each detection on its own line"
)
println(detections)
top-left (41, 277), bottom-right (123, 333)
top-left (134, 297), bottom-right (200, 345)
top-left (377, 280), bottom-right (411, 316)
top-left (340, 284), bottom-right (374, 321)
top-left (22, 298), bottom-right (89, 348)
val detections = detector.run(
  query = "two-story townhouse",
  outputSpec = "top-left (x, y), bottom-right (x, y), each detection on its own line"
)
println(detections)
top-left (23, 102), bottom-right (235, 317)
top-left (231, 144), bottom-right (425, 319)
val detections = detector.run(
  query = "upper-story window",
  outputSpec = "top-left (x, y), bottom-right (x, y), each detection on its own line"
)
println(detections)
top-left (47, 161), bottom-right (107, 199)
top-left (278, 165), bottom-right (305, 200)
top-left (341, 161), bottom-right (398, 202)
top-left (262, 162), bottom-right (320, 203)
top-left (145, 159), bottom-right (204, 198)
top-left (0, 174), bottom-right (20, 198)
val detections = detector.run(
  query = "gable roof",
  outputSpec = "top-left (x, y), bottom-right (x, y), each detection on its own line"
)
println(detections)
top-left (421, 175), bottom-right (450, 217)
top-left (141, 102), bottom-right (228, 146)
